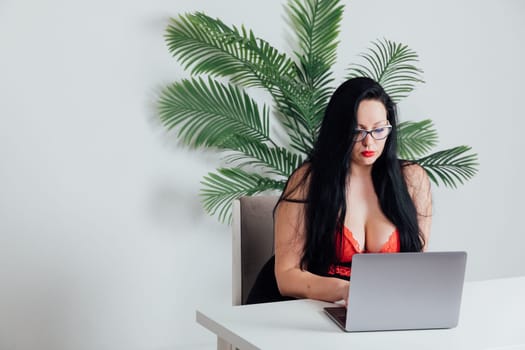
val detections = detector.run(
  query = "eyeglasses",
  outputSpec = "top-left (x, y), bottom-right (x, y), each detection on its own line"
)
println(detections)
top-left (353, 125), bottom-right (392, 142)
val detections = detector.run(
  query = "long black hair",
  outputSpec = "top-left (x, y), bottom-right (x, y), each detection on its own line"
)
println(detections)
top-left (279, 77), bottom-right (424, 275)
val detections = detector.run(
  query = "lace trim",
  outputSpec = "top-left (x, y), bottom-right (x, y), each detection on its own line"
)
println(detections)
top-left (327, 265), bottom-right (351, 277)
top-left (343, 226), bottom-right (399, 253)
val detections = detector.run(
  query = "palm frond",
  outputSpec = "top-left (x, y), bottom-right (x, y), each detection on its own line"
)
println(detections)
top-left (415, 146), bottom-right (479, 188)
top-left (288, 0), bottom-right (343, 85)
top-left (397, 119), bottom-right (439, 159)
top-left (201, 168), bottom-right (286, 222)
top-left (165, 12), bottom-right (297, 88)
top-left (221, 137), bottom-right (304, 177)
top-left (274, 109), bottom-right (315, 154)
top-left (158, 77), bottom-right (273, 148)
top-left (346, 38), bottom-right (424, 103)
top-left (286, 0), bottom-right (343, 144)
top-left (166, 11), bottom-right (317, 154)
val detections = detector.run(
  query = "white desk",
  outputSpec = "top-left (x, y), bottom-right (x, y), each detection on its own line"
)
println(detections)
top-left (196, 276), bottom-right (525, 350)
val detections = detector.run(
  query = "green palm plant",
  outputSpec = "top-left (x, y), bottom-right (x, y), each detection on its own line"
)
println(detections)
top-left (159, 0), bottom-right (479, 223)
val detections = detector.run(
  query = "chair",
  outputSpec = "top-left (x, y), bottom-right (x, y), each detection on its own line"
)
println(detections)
top-left (231, 195), bottom-right (279, 305)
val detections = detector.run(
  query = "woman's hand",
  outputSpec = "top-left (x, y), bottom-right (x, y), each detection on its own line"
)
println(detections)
top-left (336, 278), bottom-right (350, 307)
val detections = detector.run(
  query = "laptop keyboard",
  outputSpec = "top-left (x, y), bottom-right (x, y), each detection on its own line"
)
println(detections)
top-left (325, 306), bottom-right (347, 326)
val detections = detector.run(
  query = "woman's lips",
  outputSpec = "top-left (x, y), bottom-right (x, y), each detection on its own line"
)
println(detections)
top-left (361, 150), bottom-right (375, 158)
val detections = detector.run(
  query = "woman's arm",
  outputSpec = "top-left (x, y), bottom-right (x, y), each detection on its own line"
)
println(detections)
top-left (274, 167), bottom-right (349, 303)
top-left (403, 163), bottom-right (432, 250)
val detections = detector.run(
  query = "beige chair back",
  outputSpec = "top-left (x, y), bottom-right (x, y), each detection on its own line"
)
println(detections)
top-left (232, 195), bottom-right (279, 305)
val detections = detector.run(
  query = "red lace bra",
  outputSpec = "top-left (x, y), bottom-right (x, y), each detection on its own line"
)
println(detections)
top-left (327, 226), bottom-right (400, 278)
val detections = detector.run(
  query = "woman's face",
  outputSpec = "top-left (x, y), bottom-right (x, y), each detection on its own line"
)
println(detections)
top-left (350, 99), bottom-right (390, 167)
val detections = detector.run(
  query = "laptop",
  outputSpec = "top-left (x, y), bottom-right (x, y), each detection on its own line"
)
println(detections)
top-left (324, 251), bottom-right (467, 332)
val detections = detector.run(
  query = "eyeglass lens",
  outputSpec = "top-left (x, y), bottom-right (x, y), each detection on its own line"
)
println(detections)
top-left (354, 126), bottom-right (391, 141)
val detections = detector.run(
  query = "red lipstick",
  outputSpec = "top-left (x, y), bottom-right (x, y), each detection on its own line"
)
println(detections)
top-left (361, 151), bottom-right (375, 158)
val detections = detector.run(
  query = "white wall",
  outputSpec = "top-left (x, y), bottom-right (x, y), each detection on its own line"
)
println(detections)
top-left (0, 0), bottom-right (523, 349)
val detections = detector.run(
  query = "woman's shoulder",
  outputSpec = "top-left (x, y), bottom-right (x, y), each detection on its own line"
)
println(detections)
top-left (282, 163), bottom-right (311, 201)
top-left (400, 161), bottom-right (430, 190)
top-left (291, 162), bottom-right (311, 180)
top-left (400, 160), bottom-right (426, 174)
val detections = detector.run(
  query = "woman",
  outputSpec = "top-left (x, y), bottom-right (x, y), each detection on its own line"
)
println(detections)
top-left (247, 77), bottom-right (432, 305)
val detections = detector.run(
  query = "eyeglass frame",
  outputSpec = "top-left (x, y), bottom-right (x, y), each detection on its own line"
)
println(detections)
top-left (353, 125), bottom-right (393, 142)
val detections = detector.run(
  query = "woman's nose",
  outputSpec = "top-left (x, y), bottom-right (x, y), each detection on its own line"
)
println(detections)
top-left (361, 132), bottom-right (373, 145)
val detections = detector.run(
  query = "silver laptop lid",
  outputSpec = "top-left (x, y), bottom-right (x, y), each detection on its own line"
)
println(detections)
top-left (346, 251), bottom-right (467, 331)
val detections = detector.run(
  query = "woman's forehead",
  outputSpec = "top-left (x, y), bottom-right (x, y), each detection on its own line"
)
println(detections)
top-left (356, 100), bottom-right (388, 126)
top-left (357, 120), bottom-right (389, 128)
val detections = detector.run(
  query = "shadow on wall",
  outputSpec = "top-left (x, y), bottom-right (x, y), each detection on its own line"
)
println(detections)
top-left (144, 83), bottom-right (224, 235)
top-left (148, 182), bottom-right (209, 235)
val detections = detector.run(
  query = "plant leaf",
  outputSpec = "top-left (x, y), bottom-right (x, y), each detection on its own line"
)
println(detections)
top-left (415, 146), bottom-right (479, 188)
top-left (158, 77), bottom-right (272, 148)
top-left (165, 12), bottom-right (297, 88)
top-left (286, 0), bottom-right (343, 146)
top-left (221, 137), bottom-right (304, 177)
top-left (288, 0), bottom-right (343, 84)
top-left (165, 11), bottom-right (317, 154)
top-left (200, 168), bottom-right (286, 223)
top-left (397, 119), bottom-right (439, 159)
top-left (346, 38), bottom-right (424, 103)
